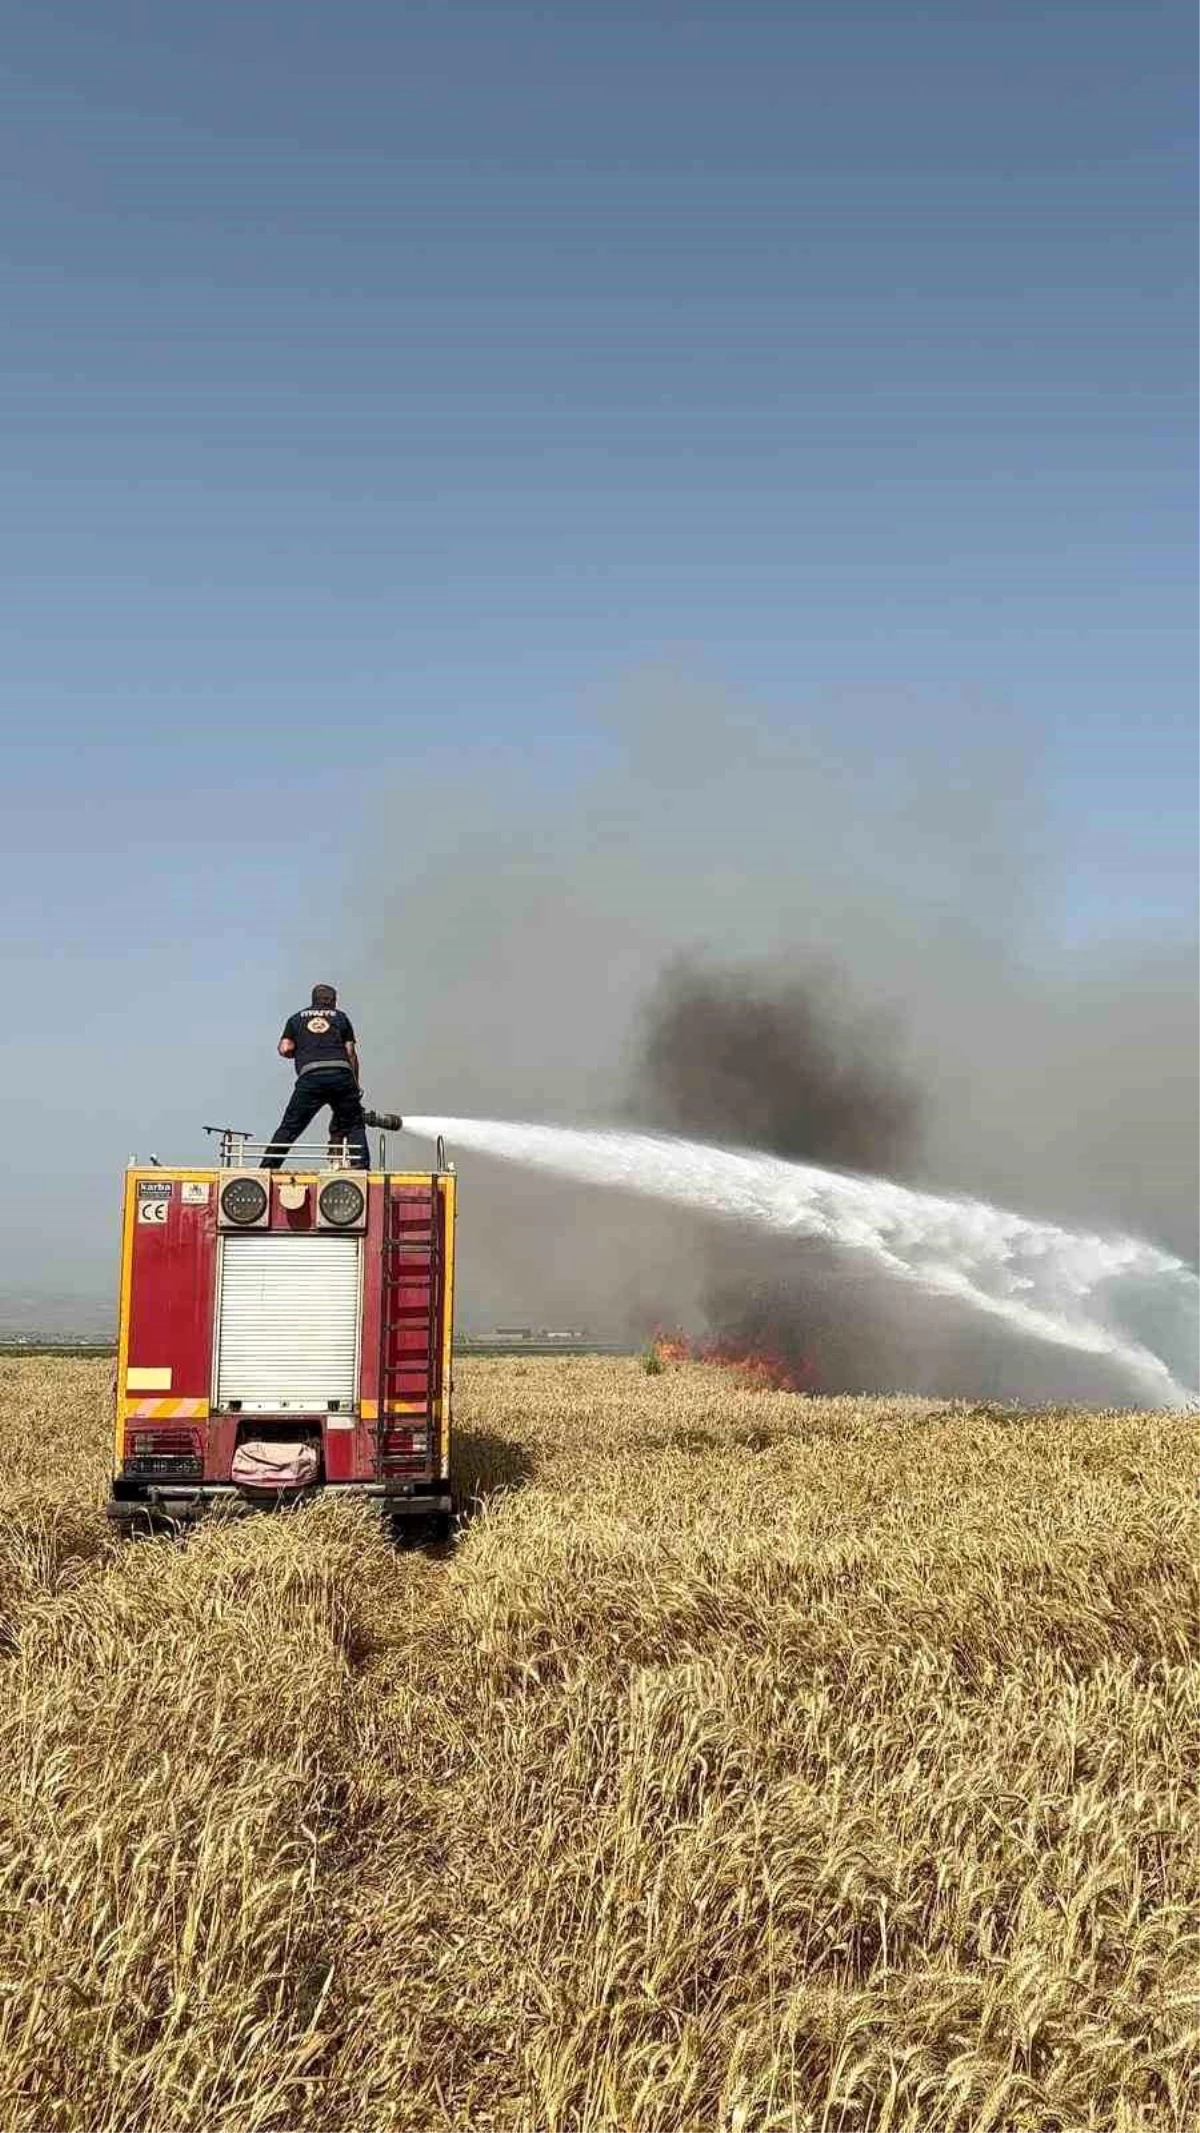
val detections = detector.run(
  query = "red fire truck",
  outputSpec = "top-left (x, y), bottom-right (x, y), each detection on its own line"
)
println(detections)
top-left (108, 1127), bottom-right (456, 1539)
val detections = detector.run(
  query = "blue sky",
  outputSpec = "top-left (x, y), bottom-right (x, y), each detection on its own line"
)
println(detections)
top-left (0, 0), bottom-right (1195, 1307)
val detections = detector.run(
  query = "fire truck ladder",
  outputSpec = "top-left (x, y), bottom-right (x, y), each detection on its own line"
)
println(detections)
top-left (376, 1174), bottom-right (444, 1482)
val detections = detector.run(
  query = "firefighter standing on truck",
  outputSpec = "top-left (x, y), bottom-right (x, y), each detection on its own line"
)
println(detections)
top-left (262, 983), bottom-right (370, 1169)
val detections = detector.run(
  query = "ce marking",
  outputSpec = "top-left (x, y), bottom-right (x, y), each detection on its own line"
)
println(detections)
top-left (137, 1200), bottom-right (169, 1225)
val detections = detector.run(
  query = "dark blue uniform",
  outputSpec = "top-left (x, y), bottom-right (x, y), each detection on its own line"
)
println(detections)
top-left (262, 1005), bottom-right (370, 1169)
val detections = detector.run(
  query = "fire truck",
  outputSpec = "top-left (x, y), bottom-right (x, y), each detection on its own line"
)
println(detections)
top-left (108, 1124), bottom-right (456, 1539)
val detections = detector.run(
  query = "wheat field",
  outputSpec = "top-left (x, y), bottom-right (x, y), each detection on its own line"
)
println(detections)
top-left (0, 1355), bottom-right (1194, 2133)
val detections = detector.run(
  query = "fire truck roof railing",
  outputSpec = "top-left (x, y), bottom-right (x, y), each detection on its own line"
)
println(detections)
top-left (128, 1129), bottom-right (450, 1172)
top-left (195, 1129), bottom-right (364, 1168)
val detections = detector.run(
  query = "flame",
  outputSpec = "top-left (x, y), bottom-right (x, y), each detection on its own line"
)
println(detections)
top-left (650, 1330), bottom-right (812, 1393)
top-left (652, 1334), bottom-right (692, 1365)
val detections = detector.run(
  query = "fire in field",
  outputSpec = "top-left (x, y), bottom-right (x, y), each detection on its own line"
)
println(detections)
top-left (650, 1329), bottom-right (813, 1392)
top-left (0, 1352), bottom-right (1195, 2133)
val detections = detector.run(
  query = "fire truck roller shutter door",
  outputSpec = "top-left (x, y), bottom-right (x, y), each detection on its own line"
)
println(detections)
top-left (216, 1234), bottom-right (361, 1410)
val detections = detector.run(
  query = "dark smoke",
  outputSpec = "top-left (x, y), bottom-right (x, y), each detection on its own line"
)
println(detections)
top-left (627, 957), bottom-right (928, 1388)
top-left (631, 958), bottom-right (921, 1175)
top-left (627, 955), bottom-right (1184, 1401)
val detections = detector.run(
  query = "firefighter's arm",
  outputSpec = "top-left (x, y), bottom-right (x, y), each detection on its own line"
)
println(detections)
top-left (346, 1039), bottom-right (361, 1085)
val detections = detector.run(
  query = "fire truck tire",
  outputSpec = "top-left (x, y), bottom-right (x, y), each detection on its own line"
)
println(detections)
top-left (107, 1501), bottom-right (174, 1541)
top-left (385, 1509), bottom-right (453, 1551)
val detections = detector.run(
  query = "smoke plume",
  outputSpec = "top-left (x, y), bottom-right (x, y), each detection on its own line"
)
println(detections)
top-left (631, 958), bottom-right (921, 1175)
top-left (338, 672), bottom-right (1197, 1398)
top-left (625, 956), bottom-right (925, 1386)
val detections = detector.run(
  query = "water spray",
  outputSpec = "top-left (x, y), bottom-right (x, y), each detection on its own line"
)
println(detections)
top-left (396, 1116), bottom-right (1198, 1408)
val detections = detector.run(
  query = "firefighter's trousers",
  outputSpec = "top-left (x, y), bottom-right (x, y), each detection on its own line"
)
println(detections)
top-left (262, 1067), bottom-right (370, 1169)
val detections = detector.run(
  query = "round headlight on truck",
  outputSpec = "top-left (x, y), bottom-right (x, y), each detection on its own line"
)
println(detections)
top-left (220, 1176), bottom-right (269, 1227)
top-left (318, 1178), bottom-right (366, 1229)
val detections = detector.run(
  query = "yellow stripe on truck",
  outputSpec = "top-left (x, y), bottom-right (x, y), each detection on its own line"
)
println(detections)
top-left (123, 1398), bottom-right (209, 1421)
top-left (114, 1172), bottom-right (138, 1473)
top-left (439, 1172), bottom-right (456, 1481)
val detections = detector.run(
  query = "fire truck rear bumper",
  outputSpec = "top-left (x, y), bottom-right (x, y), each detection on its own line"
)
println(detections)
top-left (107, 1483), bottom-right (452, 1529)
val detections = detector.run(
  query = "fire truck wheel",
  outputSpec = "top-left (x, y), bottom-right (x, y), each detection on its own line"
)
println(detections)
top-left (108, 1504), bottom-right (170, 1543)
top-left (386, 1510), bottom-right (453, 1552)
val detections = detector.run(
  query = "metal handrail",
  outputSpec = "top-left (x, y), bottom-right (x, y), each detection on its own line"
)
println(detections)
top-left (220, 1138), bottom-right (359, 1169)
top-left (113, 1132), bottom-right (366, 1171)
top-left (126, 1122), bottom-right (440, 1172)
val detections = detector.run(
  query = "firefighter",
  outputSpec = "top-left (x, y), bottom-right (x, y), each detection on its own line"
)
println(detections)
top-left (261, 983), bottom-right (370, 1169)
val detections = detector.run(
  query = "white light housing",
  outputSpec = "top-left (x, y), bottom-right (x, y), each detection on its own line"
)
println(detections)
top-left (219, 1175), bottom-right (270, 1229)
top-left (316, 1177), bottom-right (367, 1231)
